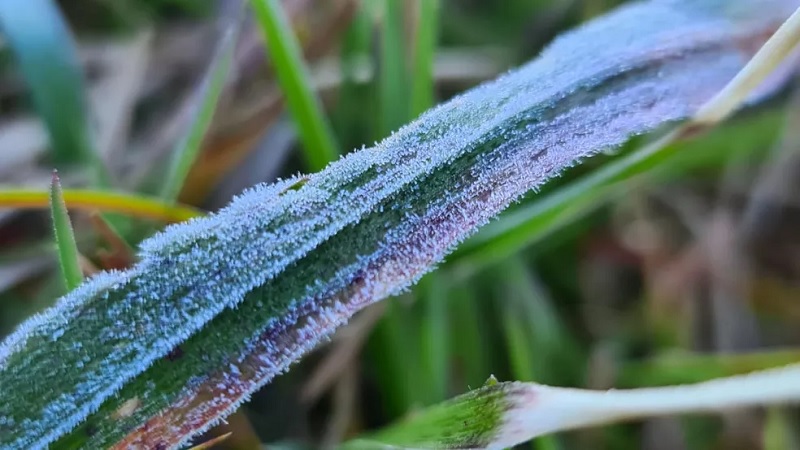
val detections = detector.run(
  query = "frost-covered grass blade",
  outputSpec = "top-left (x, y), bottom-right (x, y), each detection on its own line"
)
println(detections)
top-left (347, 364), bottom-right (800, 449)
top-left (454, 0), bottom-right (800, 273)
top-left (0, 1), bottom-right (798, 448)
top-left (451, 109), bottom-right (785, 273)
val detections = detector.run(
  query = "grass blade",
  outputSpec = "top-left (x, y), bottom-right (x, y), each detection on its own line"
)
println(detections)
top-left (0, 0), bottom-right (104, 182)
top-left (410, 0), bottom-right (440, 117)
top-left (160, 25), bottom-right (238, 202)
top-left (348, 364), bottom-right (800, 449)
top-left (496, 257), bottom-right (579, 386)
top-left (694, 6), bottom-right (800, 125)
top-left (0, 188), bottom-right (203, 223)
top-left (496, 259), bottom-right (573, 450)
top-left (49, 171), bottom-right (83, 291)
top-left (418, 274), bottom-right (450, 404)
top-left (377, 0), bottom-right (409, 136)
top-left (248, 0), bottom-right (339, 171)
top-left (0, 1), bottom-right (795, 448)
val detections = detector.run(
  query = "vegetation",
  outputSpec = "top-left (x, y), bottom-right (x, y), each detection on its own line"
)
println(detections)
top-left (0, 0), bottom-right (799, 448)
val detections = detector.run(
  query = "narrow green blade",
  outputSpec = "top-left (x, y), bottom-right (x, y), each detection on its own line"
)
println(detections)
top-left (49, 171), bottom-right (83, 291)
top-left (160, 24), bottom-right (238, 201)
top-left (248, 0), bottom-right (339, 171)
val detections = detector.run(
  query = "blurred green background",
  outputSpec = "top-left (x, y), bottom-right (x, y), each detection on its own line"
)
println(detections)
top-left (1, 0), bottom-right (799, 448)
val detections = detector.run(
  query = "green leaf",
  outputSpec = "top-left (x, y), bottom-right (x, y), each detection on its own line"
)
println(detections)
top-left (160, 23), bottom-right (238, 201)
top-left (410, 0), bottom-right (440, 117)
top-left (248, 0), bottom-right (339, 171)
top-left (418, 274), bottom-right (450, 404)
top-left (0, 1), bottom-right (795, 448)
top-left (377, 0), bottom-right (409, 136)
top-left (495, 258), bottom-right (575, 450)
top-left (49, 171), bottom-right (83, 292)
top-left (0, 0), bottom-right (105, 183)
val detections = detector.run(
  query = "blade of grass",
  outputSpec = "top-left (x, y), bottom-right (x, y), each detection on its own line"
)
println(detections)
top-left (496, 257), bottom-right (580, 386)
top-left (0, 188), bottom-right (203, 223)
top-left (160, 25), bottom-right (238, 201)
top-left (377, 0), bottom-right (409, 137)
top-left (348, 364), bottom-right (800, 449)
top-left (449, 283), bottom-right (490, 388)
top-left (49, 171), bottom-right (83, 291)
top-left (496, 258), bottom-right (575, 450)
top-left (248, 0), bottom-right (339, 171)
top-left (418, 274), bottom-right (449, 404)
top-left (332, 4), bottom-right (375, 148)
top-left (410, 0), bottom-right (440, 117)
top-left (368, 296), bottom-right (425, 416)
top-left (693, 6), bottom-right (800, 125)
top-left (499, 296), bottom-right (559, 450)
top-left (764, 408), bottom-right (796, 450)
top-left (0, 0), bottom-right (105, 183)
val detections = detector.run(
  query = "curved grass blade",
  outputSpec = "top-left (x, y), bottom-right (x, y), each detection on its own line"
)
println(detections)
top-left (160, 24), bottom-right (239, 202)
top-left (0, 188), bottom-right (203, 223)
top-left (49, 171), bottom-right (83, 291)
top-left (248, 0), bottom-right (339, 171)
top-left (1, 1), bottom-right (797, 448)
top-left (694, 5), bottom-right (800, 125)
top-left (346, 364), bottom-right (800, 449)
top-left (0, 0), bottom-right (105, 182)
top-left (377, 0), bottom-right (409, 137)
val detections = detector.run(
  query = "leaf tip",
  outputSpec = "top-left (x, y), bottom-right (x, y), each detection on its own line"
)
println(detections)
top-left (49, 168), bottom-right (83, 291)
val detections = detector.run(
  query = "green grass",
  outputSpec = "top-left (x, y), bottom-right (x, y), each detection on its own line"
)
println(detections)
top-left (248, 0), bottom-right (340, 171)
top-left (48, 171), bottom-right (83, 291)
top-left (410, 0), bottom-right (441, 118)
top-left (160, 24), bottom-right (238, 201)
